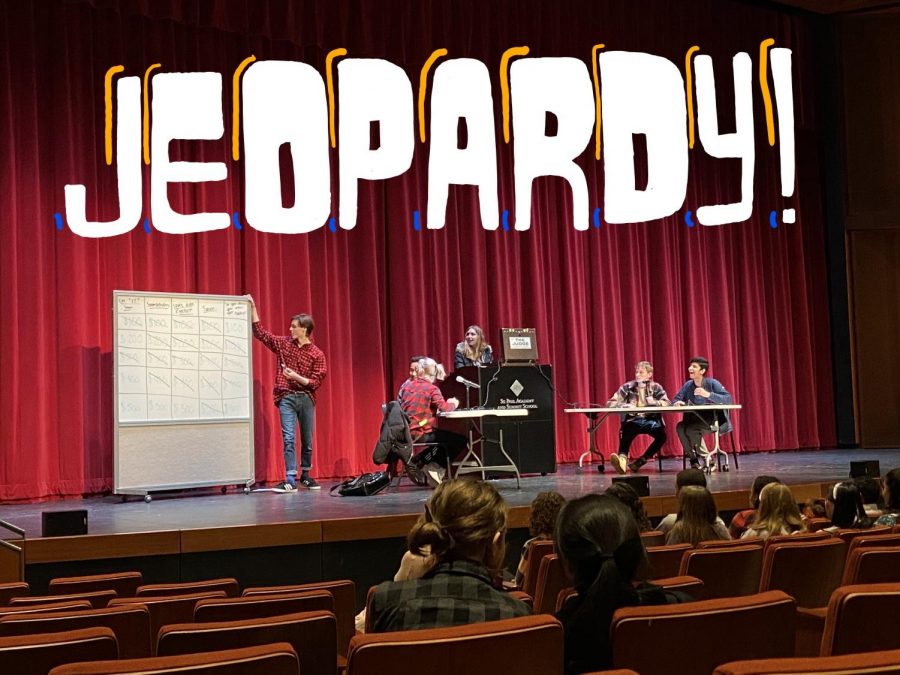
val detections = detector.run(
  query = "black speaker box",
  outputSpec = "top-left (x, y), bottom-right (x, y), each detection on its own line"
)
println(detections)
top-left (849, 460), bottom-right (880, 479)
top-left (612, 475), bottom-right (650, 497)
top-left (42, 509), bottom-right (88, 537)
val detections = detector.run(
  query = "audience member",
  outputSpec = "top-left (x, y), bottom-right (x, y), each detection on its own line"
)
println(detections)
top-left (728, 475), bottom-right (781, 538)
top-left (854, 476), bottom-right (885, 518)
top-left (825, 480), bottom-right (873, 531)
top-left (875, 468), bottom-right (900, 527)
top-left (606, 482), bottom-right (653, 532)
top-left (665, 486), bottom-right (731, 545)
top-left (368, 479), bottom-right (530, 632)
top-left (515, 491), bottom-right (566, 587)
top-left (656, 469), bottom-right (726, 535)
top-left (741, 483), bottom-right (805, 539)
top-left (555, 494), bottom-right (677, 674)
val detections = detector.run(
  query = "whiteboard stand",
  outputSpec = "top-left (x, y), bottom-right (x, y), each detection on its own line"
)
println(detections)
top-left (113, 291), bottom-right (256, 501)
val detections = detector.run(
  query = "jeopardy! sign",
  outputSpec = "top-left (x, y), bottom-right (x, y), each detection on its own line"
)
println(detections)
top-left (62, 43), bottom-right (796, 238)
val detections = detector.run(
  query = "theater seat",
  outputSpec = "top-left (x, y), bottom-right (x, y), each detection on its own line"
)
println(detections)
top-left (48, 642), bottom-right (300, 674)
top-left (0, 600), bottom-right (93, 616)
top-left (518, 539), bottom-right (556, 598)
top-left (0, 581), bottom-right (29, 605)
top-left (714, 648), bottom-right (900, 674)
top-left (0, 627), bottom-right (118, 675)
top-left (843, 546), bottom-right (900, 585)
top-left (136, 578), bottom-right (239, 598)
top-left (831, 526), bottom-right (892, 545)
top-left (194, 590), bottom-right (333, 623)
top-left (10, 590), bottom-right (116, 609)
top-left (639, 530), bottom-right (666, 547)
top-left (533, 554), bottom-right (572, 614)
top-left (611, 591), bottom-right (796, 674)
top-left (109, 591), bottom-right (226, 645)
top-left (645, 543), bottom-right (692, 579)
top-left (759, 538), bottom-right (846, 608)
top-left (820, 583), bottom-right (900, 656)
top-left (49, 572), bottom-right (142, 599)
top-left (347, 615), bottom-right (563, 675)
top-left (679, 545), bottom-right (763, 599)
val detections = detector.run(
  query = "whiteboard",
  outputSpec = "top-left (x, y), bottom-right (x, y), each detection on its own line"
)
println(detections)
top-left (113, 291), bottom-right (254, 494)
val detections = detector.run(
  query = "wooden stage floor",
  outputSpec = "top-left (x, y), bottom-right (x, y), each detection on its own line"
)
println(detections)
top-left (3, 448), bottom-right (898, 602)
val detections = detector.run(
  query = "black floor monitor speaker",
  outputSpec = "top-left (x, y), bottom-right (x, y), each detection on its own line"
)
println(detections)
top-left (849, 460), bottom-right (880, 479)
top-left (612, 475), bottom-right (650, 497)
top-left (42, 509), bottom-right (88, 537)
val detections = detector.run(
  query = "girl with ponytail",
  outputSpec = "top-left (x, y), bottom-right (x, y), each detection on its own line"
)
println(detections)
top-left (368, 479), bottom-right (530, 633)
top-left (555, 494), bottom-right (676, 674)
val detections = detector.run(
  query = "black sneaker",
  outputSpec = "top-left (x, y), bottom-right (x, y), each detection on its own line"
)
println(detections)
top-left (273, 481), bottom-right (296, 493)
top-left (627, 459), bottom-right (646, 473)
top-left (299, 475), bottom-right (321, 490)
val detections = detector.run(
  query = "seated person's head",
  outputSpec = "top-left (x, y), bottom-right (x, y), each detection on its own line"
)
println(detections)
top-left (555, 494), bottom-right (647, 591)
top-left (409, 355), bottom-right (426, 379)
top-left (529, 491), bottom-right (566, 539)
top-left (853, 476), bottom-right (884, 510)
top-left (417, 358), bottom-right (440, 383)
top-left (750, 475), bottom-right (781, 509)
top-left (802, 498), bottom-right (827, 519)
top-left (605, 482), bottom-right (652, 532)
top-left (753, 483), bottom-right (803, 535)
top-left (671, 486), bottom-right (722, 545)
top-left (827, 481), bottom-right (869, 529)
top-left (884, 468), bottom-right (900, 513)
top-left (676, 468), bottom-right (707, 493)
top-left (407, 479), bottom-right (508, 571)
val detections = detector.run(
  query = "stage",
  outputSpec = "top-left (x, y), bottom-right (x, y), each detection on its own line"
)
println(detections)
top-left (2, 448), bottom-right (898, 607)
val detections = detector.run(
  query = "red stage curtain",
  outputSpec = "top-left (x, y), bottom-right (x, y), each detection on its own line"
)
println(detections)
top-left (0, 0), bottom-right (836, 500)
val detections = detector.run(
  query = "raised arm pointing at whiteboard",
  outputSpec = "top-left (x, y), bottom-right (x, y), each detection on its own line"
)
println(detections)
top-left (246, 294), bottom-right (327, 492)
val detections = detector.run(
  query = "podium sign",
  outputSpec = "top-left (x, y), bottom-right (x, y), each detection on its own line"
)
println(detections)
top-left (441, 364), bottom-right (556, 474)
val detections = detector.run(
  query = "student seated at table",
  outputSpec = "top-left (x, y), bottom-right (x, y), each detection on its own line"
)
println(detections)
top-left (665, 486), bottom-right (731, 545)
top-left (368, 479), bottom-right (530, 633)
top-left (670, 356), bottom-right (733, 469)
top-left (741, 483), bottom-right (805, 539)
top-left (607, 361), bottom-right (670, 475)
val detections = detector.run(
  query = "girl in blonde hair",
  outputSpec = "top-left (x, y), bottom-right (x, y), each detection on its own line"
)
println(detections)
top-left (742, 483), bottom-right (805, 539)
top-left (368, 479), bottom-right (529, 632)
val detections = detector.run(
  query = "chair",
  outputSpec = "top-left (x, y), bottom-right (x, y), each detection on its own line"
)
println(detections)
top-left (843, 546), bottom-right (900, 585)
top-left (668, 422), bottom-right (739, 473)
top-left (346, 615), bottom-right (564, 675)
top-left (10, 590), bottom-right (116, 609)
top-left (650, 575), bottom-right (705, 597)
top-left (0, 600), bottom-right (93, 616)
top-left (697, 537), bottom-right (764, 549)
top-left (48, 643), bottom-right (300, 674)
top-left (714, 648), bottom-right (900, 674)
top-left (0, 604), bottom-right (152, 658)
top-left (157, 611), bottom-right (336, 675)
top-left (136, 578), bottom-right (239, 598)
top-left (820, 583), bottom-right (900, 656)
top-left (845, 531), bottom-right (900, 561)
top-left (519, 539), bottom-right (556, 597)
top-left (761, 531), bottom-right (831, 553)
top-left (679, 545), bottom-right (763, 599)
top-left (832, 526), bottom-right (893, 545)
top-left (645, 543), bottom-right (692, 580)
top-left (639, 530), bottom-right (666, 547)
top-left (194, 590), bottom-right (333, 623)
top-left (242, 579), bottom-right (355, 656)
top-left (109, 591), bottom-right (226, 645)
top-left (49, 572), bottom-right (142, 598)
top-left (759, 538), bottom-right (846, 608)
top-left (533, 554), bottom-right (572, 614)
top-left (804, 517), bottom-right (832, 532)
top-left (0, 626), bottom-right (118, 675)
top-left (0, 581), bottom-right (29, 605)
top-left (378, 401), bottom-right (441, 487)
top-left (611, 591), bottom-right (796, 674)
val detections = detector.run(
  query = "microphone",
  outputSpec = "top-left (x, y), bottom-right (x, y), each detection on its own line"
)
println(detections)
top-left (456, 375), bottom-right (481, 389)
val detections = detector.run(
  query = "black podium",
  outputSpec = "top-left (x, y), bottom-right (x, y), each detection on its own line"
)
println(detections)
top-left (440, 364), bottom-right (556, 475)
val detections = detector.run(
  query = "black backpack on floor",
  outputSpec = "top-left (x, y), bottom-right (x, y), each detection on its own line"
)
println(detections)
top-left (330, 471), bottom-right (391, 496)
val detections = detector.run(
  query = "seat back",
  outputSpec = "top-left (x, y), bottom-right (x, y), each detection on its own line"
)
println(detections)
top-left (832, 526), bottom-right (893, 545)
top-left (843, 547), bottom-right (900, 585)
top-left (158, 610), bottom-right (336, 674)
top-left (640, 530), bottom-right (666, 547)
top-left (650, 575), bottom-right (705, 597)
top-left (0, 581), bottom-right (29, 605)
top-left (194, 590), bottom-right (333, 623)
top-left (49, 572), bottom-right (142, 598)
top-left (48, 643), bottom-right (300, 675)
top-left (242, 580), bottom-right (355, 656)
top-left (845, 532), bottom-right (900, 560)
top-left (533, 554), bottom-right (572, 614)
top-left (611, 591), bottom-right (796, 674)
top-left (520, 539), bottom-right (556, 597)
top-left (714, 648), bottom-right (900, 674)
top-left (821, 582), bottom-right (900, 656)
top-left (0, 604), bottom-right (152, 658)
top-left (759, 538), bottom-right (846, 608)
top-left (0, 600), bottom-right (92, 616)
top-left (10, 590), bottom-right (116, 609)
top-left (762, 531), bottom-right (830, 553)
top-left (347, 615), bottom-right (563, 675)
top-left (804, 517), bottom-right (833, 533)
top-left (136, 578), bottom-right (239, 598)
top-left (0, 626), bottom-right (118, 675)
top-left (645, 543), bottom-right (692, 580)
top-left (680, 545), bottom-right (763, 599)
top-left (697, 538), bottom-right (764, 549)
top-left (109, 591), bottom-right (226, 644)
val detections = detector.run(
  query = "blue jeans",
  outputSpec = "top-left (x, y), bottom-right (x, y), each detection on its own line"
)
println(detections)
top-left (278, 392), bottom-right (315, 476)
